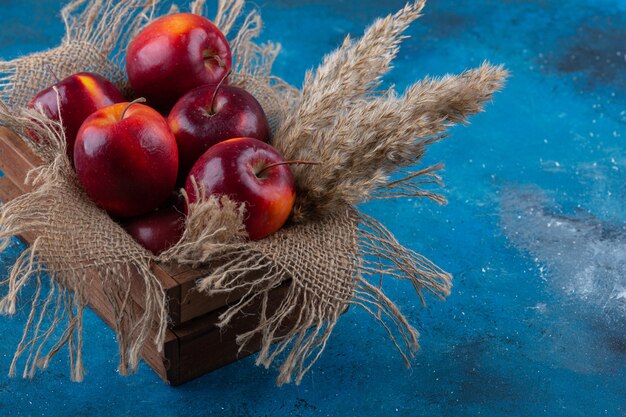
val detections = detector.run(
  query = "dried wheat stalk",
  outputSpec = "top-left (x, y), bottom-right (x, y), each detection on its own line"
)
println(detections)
top-left (276, 1), bottom-right (425, 141)
top-left (267, 1), bottom-right (508, 221)
top-left (290, 63), bottom-right (508, 219)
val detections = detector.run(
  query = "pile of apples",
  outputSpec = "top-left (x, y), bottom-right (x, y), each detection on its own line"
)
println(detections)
top-left (29, 13), bottom-right (297, 254)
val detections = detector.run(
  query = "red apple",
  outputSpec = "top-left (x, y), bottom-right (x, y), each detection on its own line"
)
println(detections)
top-left (29, 72), bottom-right (125, 161)
top-left (185, 138), bottom-right (295, 240)
top-left (122, 205), bottom-right (185, 255)
top-left (74, 100), bottom-right (178, 218)
top-left (168, 81), bottom-right (270, 179)
top-left (126, 13), bottom-right (232, 111)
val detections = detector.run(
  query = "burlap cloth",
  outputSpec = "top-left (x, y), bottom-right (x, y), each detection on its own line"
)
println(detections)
top-left (0, 0), bottom-right (506, 385)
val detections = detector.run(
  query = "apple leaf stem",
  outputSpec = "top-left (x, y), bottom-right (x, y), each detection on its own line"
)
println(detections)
top-left (44, 63), bottom-right (60, 83)
top-left (257, 160), bottom-right (321, 176)
top-left (209, 68), bottom-right (233, 115)
top-left (120, 97), bottom-right (147, 120)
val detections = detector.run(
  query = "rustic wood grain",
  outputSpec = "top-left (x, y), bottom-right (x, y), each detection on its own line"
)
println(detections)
top-left (170, 283), bottom-right (292, 385)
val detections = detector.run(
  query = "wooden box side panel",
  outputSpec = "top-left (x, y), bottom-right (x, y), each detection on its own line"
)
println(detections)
top-left (170, 284), bottom-right (291, 385)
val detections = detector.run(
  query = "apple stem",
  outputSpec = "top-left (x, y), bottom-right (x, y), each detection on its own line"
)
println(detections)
top-left (257, 160), bottom-right (321, 176)
top-left (214, 55), bottom-right (226, 68)
top-left (209, 69), bottom-right (233, 116)
top-left (120, 97), bottom-right (147, 120)
top-left (203, 51), bottom-right (226, 68)
top-left (44, 63), bottom-right (60, 83)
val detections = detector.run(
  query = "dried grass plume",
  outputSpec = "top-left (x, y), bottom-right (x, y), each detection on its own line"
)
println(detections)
top-left (269, 1), bottom-right (508, 220)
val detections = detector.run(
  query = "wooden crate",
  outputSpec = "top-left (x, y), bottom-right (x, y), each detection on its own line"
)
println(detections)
top-left (0, 127), bottom-right (288, 385)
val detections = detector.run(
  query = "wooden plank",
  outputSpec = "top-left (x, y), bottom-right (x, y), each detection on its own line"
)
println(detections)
top-left (0, 176), bottom-right (37, 243)
top-left (174, 266), bottom-right (266, 324)
top-left (0, 128), bottom-right (39, 193)
top-left (159, 261), bottom-right (193, 277)
top-left (170, 283), bottom-right (292, 385)
top-left (0, 175), bottom-right (25, 203)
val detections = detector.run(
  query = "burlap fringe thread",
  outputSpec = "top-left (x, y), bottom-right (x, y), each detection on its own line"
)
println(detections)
top-left (0, 0), bottom-right (506, 385)
top-left (0, 106), bottom-right (168, 382)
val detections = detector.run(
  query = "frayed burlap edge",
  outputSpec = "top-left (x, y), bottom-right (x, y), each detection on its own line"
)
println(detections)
top-left (161, 206), bottom-right (451, 386)
top-left (0, 104), bottom-right (168, 381)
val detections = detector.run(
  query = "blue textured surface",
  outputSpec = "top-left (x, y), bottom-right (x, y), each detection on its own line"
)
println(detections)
top-left (1, 0), bottom-right (626, 415)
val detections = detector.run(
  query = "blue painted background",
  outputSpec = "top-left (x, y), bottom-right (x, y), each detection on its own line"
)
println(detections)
top-left (1, 0), bottom-right (625, 415)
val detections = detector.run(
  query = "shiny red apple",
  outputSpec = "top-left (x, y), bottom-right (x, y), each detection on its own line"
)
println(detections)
top-left (29, 72), bottom-right (125, 161)
top-left (185, 138), bottom-right (295, 240)
top-left (168, 81), bottom-right (270, 179)
top-left (126, 13), bottom-right (232, 111)
top-left (74, 100), bottom-right (178, 218)
top-left (122, 205), bottom-right (185, 255)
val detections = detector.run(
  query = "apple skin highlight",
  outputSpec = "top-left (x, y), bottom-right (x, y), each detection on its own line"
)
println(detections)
top-left (185, 137), bottom-right (295, 240)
